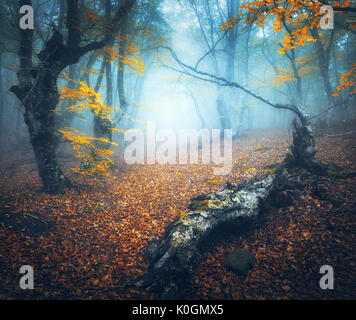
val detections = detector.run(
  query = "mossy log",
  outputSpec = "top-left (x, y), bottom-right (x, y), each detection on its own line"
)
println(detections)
top-left (132, 114), bottom-right (353, 299)
top-left (132, 168), bottom-right (289, 298)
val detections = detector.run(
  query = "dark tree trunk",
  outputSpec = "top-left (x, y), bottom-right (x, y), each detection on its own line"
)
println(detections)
top-left (91, 0), bottom-right (114, 147)
top-left (216, 90), bottom-right (231, 130)
top-left (288, 48), bottom-right (303, 106)
top-left (105, 0), bottom-right (113, 108)
top-left (93, 58), bottom-right (113, 145)
top-left (310, 28), bottom-right (335, 108)
top-left (219, 0), bottom-right (239, 131)
top-left (10, 0), bottom-right (136, 193)
top-left (117, 17), bottom-right (129, 121)
top-left (10, 1), bottom-right (67, 193)
top-left (59, 0), bottom-right (66, 28)
top-left (25, 103), bottom-right (68, 194)
top-left (13, 59), bottom-right (69, 193)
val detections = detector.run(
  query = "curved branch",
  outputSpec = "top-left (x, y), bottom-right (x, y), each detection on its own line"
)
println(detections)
top-left (160, 46), bottom-right (309, 126)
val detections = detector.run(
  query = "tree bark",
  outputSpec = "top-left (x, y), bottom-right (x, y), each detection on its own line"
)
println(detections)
top-left (10, 0), bottom-right (136, 193)
top-left (9, 1), bottom-right (66, 193)
top-left (310, 28), bottom-right (335, 109)
top-left (91, 59), bottom-right (113, 155)
top-left (91, 0), bottom-right (114, 147)
top-left (12, 59), bottom-right (69, 193)
top-left (116, 17), bottom-right (129, 123)
top-left (105, 0), bottom-right (113, 108)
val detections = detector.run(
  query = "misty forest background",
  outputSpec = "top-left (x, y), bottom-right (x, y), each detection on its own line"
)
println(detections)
top-left (0, 0), bottom-right (355, 299)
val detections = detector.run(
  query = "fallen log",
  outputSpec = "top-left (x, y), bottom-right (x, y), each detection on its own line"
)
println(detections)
top-left (132, 165), bottom-right (290, 298)
top-left (131, 113), bottom-right (352, 299)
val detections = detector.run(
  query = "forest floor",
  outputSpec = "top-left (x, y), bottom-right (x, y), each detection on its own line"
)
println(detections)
top-left (0, 126), bottom-right (355, 300)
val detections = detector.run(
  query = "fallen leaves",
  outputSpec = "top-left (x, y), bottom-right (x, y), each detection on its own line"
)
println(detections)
top-left (0, 128), bottom-right (355, 299)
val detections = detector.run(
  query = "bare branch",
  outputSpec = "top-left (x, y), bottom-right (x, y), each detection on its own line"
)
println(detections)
top-left (160, 46), bottom-right (308, 125)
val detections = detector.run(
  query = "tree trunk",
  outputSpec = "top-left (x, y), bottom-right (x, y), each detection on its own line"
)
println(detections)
top-left (289, 48), bottom-right (303, 106)
top-left (16, 66), bottom-right (69, 193)
top-left (105, 0), bottom-right (113, 108)
top-left (9, 1), bottom-right (66, 193)
top-left (221, 0), bottom-right (239, 132)
top-left (216, 88), bottom-right (231, 130)
top-left (93, 59), bottom-right (113, 144)
top-left (116, 16), bottom-right (129, 124)
top-left (10, 0), bottom-right (137, 193)
top-left (281, 20), bottom-right (303, 106)
top-left (91, 0), bottom-right (114, 147)
top-left (310, 28), bottom-right (335, 109)
top-left (89, 59), bottom-right (113, 161)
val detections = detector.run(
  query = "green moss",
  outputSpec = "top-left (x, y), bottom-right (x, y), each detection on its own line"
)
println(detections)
top-left (189, 199), bottom-right (223, 211)
top-left (189, 199), bottom-right (210, 211)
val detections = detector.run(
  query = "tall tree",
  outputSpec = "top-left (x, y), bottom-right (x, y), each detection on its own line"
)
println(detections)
top-left (10, 0), bottom-right (136, 193)
top-left (187, 0), bottom-right (240, 130)
top-left (310, 27), bottom-right (336, 108)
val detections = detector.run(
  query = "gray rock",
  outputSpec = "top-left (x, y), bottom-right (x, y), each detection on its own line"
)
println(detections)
top-left (223, 249), bottom-right (255, 276)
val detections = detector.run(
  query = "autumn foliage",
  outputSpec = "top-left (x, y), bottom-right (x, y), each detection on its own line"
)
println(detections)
top-left (335, 63), bottom-right (356, 95)
top-left (221, 0), bottom-right (355, 96)
top-left (57, 34), bottom-right (145, 177)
